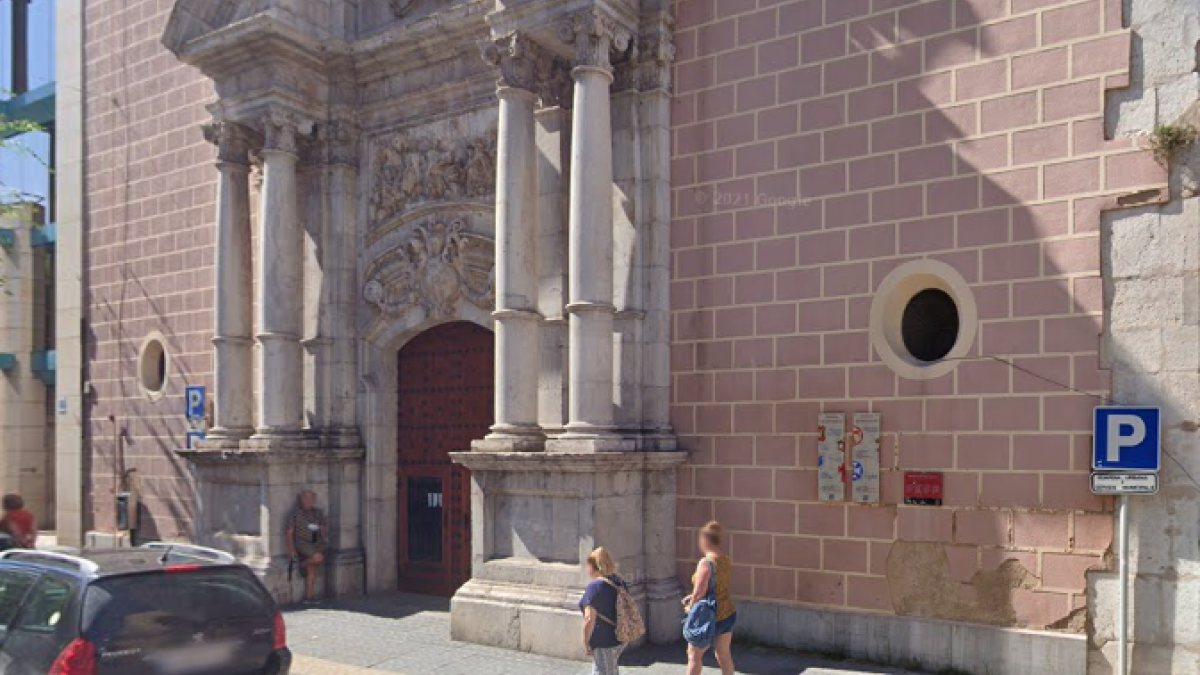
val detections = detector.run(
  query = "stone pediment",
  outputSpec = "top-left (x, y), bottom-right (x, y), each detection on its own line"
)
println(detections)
top-left (162, 0), bottom-right (271, 55)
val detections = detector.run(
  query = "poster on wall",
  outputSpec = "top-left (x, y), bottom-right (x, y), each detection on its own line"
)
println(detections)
top-left (851, 412), bottom-right (881, 504)
top-left (817, 413), bottom-right (846, 502)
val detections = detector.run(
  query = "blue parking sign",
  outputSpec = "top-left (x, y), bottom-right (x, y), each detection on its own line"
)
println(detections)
top-left (186, 386), bottom-right (206, 420)
top-left (1093, 407), bottom-right (1160, 472)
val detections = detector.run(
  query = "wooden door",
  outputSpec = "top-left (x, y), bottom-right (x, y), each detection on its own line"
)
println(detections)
top-left (396, 322), bottom-right (493, 596)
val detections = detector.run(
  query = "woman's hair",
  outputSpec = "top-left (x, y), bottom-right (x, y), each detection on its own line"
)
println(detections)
top-left (587, 547), bottom-right (617, 576)
top-left (2, 495), bottom-right (23, 511)
top-left (700, 521), bottom-right (724, 547)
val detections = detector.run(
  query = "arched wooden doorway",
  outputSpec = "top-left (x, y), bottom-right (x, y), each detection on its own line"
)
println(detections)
top-left (396, 321), bottom-right (493, 596)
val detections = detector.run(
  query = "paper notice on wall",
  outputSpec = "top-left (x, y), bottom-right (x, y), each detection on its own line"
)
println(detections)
top-left (851, 412), bottom-right (881, 504)
top-left (817, 413), bottom-right (846, 502)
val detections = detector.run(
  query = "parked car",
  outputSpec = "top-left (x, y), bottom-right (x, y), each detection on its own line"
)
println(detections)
top-left (0, 543), bottom-right (290, 674)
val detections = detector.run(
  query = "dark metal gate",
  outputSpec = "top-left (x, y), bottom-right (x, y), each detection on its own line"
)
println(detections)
top-left (397, 321), bottom-right (493, 596)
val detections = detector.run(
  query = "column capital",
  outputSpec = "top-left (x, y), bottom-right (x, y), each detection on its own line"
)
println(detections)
top-left (260, 108), bottom-right (313, 157)
top-left (480, 32), bottom-right (548, 94)
top-left (638, 33), bottom-right (676, 92)
top-left (556, 10), bottom-right (632, 72)
top-left (323, 117), bottom-right (361, 167)
top-left (202, 119), bottom-right (254, 166)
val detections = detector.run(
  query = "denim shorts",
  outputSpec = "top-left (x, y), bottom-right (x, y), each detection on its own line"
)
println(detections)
top-left (716, 612), bottom-right (737, 636)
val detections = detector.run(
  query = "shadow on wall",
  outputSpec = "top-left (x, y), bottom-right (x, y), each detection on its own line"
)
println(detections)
top-left (672, 0), bottom-right (1164, 634)
top-left (87, 263), bottom-right (200, 542)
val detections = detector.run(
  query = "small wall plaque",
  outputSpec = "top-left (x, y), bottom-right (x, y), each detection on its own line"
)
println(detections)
top-left (903, 472), bottom-right (943, 506)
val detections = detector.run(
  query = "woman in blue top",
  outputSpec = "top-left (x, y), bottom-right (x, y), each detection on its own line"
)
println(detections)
top-left (579, 547), bottom-right (627, 675)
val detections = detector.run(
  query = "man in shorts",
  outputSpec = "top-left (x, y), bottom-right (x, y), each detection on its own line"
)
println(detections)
top-left (286, 490), bottom-right (328, 604)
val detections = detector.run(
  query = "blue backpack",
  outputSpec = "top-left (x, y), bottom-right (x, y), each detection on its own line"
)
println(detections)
top-left (682, 559), bottom-right (718, 647)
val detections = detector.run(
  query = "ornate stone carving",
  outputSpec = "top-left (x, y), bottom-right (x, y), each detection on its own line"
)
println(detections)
top-left (538, 57), bottom-right (574, 109)
top-left (556, 11), bottom-right (632, 71)
top-left (612, 33), bottom-right (676, 93)
top-left (480, 33), bottom-right (546, 93)
top-left (326, 118), bottom-right (360, 167)
top-left (363, 220), bottom-right (495, 318)
top-left (369, 129), bottom-right (497, 225)
top-left (261, 109), bottom-right (312, 156)
top-left (638, 33), bottom-right (676, 92)
top-left (202, 120), bottom-right (253, 166)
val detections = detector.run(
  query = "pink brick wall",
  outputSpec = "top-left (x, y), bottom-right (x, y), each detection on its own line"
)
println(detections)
top-left (83, 1), bottom-right (216, 539)
top-left (670, 0), bottom-right (1165, 628)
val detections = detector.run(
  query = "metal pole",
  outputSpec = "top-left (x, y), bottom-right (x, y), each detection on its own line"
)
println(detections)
top-left (1118, 493), bottom-right (1129, 675)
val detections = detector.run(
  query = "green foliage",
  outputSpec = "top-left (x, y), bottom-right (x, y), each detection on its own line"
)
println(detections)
top-left (1149, 124), bottom-right (1199, 164)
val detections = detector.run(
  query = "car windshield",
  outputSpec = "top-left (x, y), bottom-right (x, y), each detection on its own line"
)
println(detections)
top-left (80, 568), bottom-right (273, 643)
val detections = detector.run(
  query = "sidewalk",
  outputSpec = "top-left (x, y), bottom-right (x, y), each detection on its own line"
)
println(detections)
top-left (284, 593), bottom-right (928, 675)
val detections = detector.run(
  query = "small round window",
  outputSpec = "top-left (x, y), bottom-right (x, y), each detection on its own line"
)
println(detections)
top-left (138, 335), bottom-right (170, 401)
top-left (870, 261), bottom-right (978, 380)
top-left (901, 289), bottom-right (960, 363)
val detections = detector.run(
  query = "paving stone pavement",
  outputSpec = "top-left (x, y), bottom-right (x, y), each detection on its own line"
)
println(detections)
top-left (283, 593), bottom-right (929, 675)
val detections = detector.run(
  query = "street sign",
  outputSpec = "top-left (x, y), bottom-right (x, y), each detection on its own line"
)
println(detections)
top-left (186, 386), bottom-right (206, 421)
top-left (1091, 472), bottom-right (1159, 495)
top-left (186, 431), bottom-right (205, 450)
top-left (1093, 406), bottom-right (1160, 472)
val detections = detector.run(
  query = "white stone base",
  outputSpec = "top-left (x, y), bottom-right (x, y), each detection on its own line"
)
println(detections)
top-left (449, 449), bottom-right (686, 657)
top-left (181, 443), bottom-right (366, 604)
top-left (451, 578), bottom-right (592, 660)
top-left (736, 600), bottom-right (1086, 675)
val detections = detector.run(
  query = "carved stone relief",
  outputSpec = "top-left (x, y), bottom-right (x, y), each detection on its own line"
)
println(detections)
top-left (363, 219), bottom-right (495, 318)
top-left (369, 129), bottom-right (497, 227)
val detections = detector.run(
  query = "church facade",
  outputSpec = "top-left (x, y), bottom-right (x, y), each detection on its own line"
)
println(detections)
top-left (54, 0), bottom-right (1200, 672)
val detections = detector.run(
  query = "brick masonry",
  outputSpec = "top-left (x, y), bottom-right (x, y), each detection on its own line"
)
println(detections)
top-left (82, 0), bottom-right (216, 539)
top-left (670, 0), bottom-right (1165, 629)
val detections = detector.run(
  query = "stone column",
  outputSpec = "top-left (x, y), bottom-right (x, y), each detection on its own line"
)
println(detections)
top-left (324, 118), bottom-right (362, 444)
top-left (254, 111), bottom-right (308, 438)
top-left (638, 33), bottom-right (677, 449)
top-left (203, 121), bottom-right (254, 439)
top-left (556, 13), bottom-right (630, 447)
top-left (535, 102), bottom-right (570, 433)
top-left (477, 35), bottom-right (544, 452)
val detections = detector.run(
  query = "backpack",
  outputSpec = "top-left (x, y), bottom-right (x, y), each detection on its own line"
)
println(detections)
top-left (598, 577), bottom-right (646, 644)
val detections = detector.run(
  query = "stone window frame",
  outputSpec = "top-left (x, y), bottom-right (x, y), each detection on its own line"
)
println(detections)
top-left (869, 259), bottom-right (978, 381)
top-left (136, 331), bottom-right (171, 403)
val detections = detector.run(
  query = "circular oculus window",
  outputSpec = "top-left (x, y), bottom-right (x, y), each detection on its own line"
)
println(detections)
top-left (138, 334), bottom-right (170, 401)
top-left (869, 260), bottom-right (977, 380)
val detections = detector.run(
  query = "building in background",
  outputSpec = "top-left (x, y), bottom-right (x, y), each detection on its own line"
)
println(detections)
top-left (0, 0), bottom-right (57, 526)
top-left (58, 0), bottom-right (1200, 673)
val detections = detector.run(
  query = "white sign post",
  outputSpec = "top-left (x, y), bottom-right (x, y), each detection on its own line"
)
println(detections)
top-left (1092, 406), bottom-right (1162, 675)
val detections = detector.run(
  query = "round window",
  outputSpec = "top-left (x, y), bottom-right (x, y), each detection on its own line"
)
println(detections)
top-left (869, 261), bottom-right (977, 380)
top-left (901, 289), bottom-right (960, 363)
top-left (138, 335), bottom-right (170, 400)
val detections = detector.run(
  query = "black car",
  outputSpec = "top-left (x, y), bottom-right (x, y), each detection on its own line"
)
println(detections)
top-left (0, 544), bottom-right (290, 675)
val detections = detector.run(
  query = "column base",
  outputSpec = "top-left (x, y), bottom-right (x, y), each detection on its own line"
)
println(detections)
top-left (545, 435), bottom-right (638, 453)
top-left (244, 431), bottom-right (320, 451)
top-left (204, 426), bottom-right (254, 444)
top-left (472, 436), bottom-right (545, 453)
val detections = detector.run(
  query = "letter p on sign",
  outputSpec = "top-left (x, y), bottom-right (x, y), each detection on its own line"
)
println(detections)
top-left (1106, 415), bottom-right (1145, 462)
top-left (1093, 407), bottom-right (1160, 472)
